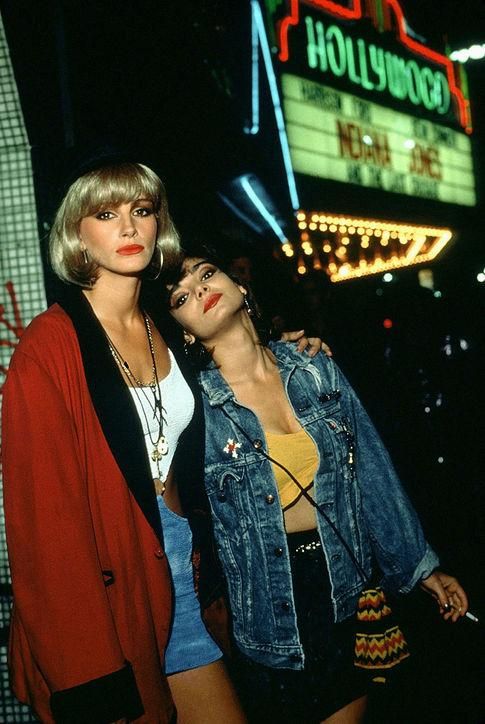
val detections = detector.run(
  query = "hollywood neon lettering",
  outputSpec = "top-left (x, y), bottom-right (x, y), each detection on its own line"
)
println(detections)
top-left (306, 19), bottom-right (450, 114)
top-left (278, 0), bottom-right (470, 132)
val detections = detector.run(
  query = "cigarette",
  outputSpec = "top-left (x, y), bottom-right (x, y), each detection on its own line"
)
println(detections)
top-left (444, 603), bottom-right (479, 623)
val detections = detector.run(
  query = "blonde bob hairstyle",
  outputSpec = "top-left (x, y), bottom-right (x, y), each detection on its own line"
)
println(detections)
top-left (49, 162), bottom-right (181, 287)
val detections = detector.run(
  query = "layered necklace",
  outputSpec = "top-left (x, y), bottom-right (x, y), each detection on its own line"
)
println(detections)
top-left (105, 314), bottom-right (169, 483)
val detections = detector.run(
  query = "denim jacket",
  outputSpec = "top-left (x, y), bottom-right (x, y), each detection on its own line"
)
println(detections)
top-left (198, 342), bottom-right (439, 669)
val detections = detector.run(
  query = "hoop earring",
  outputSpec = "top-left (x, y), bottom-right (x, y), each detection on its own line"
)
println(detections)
top-left (146, 245), bottom-right (163, 280)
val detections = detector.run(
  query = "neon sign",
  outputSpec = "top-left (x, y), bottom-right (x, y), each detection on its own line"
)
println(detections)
top-left (276, 0), bottom-right (471, 132)
top-left (305, 18), bottom-right (451, 114)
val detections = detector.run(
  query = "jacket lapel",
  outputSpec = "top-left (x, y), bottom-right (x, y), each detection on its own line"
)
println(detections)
top-left (58, 287), bottom-right (164, 544)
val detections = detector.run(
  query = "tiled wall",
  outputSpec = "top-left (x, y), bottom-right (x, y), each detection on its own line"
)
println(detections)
top-left (0, 12), bottom-right (47, 723)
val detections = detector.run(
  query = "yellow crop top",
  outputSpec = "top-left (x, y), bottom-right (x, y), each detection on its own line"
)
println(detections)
top-left (265, 428), bottom-right (319, 511)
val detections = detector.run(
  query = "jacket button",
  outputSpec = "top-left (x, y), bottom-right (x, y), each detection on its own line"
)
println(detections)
top-left (274, 547), bottom-right (283, 557)
top-left (253, 439), bottom-right (263, 449)
top-left (281, 601), bottom-right (291, 612)
top-left (154, 548), bottom-right (165, 559)
top-left (265, 494), bottom-right (275, 504)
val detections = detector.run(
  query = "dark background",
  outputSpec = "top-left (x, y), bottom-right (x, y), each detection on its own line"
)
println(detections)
top-left (1, 1), bottom-right (484, 722)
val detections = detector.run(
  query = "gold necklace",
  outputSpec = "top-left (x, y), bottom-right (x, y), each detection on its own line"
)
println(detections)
top-left (106, 315), bottom-right (169, 483)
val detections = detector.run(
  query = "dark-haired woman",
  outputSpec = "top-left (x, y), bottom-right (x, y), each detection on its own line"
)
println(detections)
top-left (167, 254), bottom-right (469, 723)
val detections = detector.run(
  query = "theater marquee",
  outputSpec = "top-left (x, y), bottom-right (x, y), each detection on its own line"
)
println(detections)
top-left (282, 74), bottom-right (475, 206)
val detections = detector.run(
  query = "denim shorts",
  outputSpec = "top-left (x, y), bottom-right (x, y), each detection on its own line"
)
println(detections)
top-left (231, 528), bottom-right (367, 722)
top-left (157, 495), bottom-right (222, 675)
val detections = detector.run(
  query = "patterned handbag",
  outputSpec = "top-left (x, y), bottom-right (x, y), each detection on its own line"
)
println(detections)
top-left (354, 586), bottom-right (410, 678)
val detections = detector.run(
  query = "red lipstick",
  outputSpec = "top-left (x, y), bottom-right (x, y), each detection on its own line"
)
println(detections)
top-left (203, 293), bottom-right (222, 313)
top-left (117, 244), bottom-right (144, 255)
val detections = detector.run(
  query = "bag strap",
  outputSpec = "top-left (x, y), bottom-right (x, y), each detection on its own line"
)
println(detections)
top-left (220, 408), bottom-right (369, 584)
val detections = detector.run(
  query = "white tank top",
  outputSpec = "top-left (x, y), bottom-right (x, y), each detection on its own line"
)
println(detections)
top-left (129, 348), bottom-right (194, 482)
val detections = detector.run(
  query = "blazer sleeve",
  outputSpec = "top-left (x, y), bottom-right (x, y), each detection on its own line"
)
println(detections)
top-left (330, 358), bottom-right (439, 593)
top-left (2, 350), bottom-right (143, 723)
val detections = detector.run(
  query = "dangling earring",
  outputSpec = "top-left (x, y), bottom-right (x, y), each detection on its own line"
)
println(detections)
top-left (145, 245), bottom-right (163, 280)
top-left (82, 248), bottom-right (89, 265)
top-left (243, 293), bottom-right (254, 317)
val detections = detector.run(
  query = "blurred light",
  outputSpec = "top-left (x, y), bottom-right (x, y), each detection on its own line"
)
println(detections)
top-left (459, 338), bottom-right (469, 351)
top-left (469, 44), bottom-right (485, 59)
top-left (282, 242), bottom-right (293, 257)
top-left (434, 290), bottom-right (442, 298)
top-left (477, 272), bottom-right (485, 283)
top-left (419, 268), bottom-right (434, 290)
top-left (437, 456), bottom-right (444, 464)
top-left (404, 138), bottom-right (416, 149)
top-left (304, 246), bottom-right (313, 255)
top-left (301, 232), bottom-right (309, 241)
top-left (297, 264), bottom-right (307, 275)
top-left (362, 134), bottom-right (373, 145)
top-left (323, 243), bottom-right (332, 253)
top-left (450, 43), bottom-right (485, 63)
top-left (339, 226), bottom-right (347, 233)
top-left (424, 406), bottom-right (431, 413)
top-left (292, 211), bottom-right (453, 282)
top-left (296, 212), bottom-right (305, 221)
top-left (376, 288), bottom-right (383, 296)
top-left (383, 318), bottom-right (393, 329)
top-left (383, 273), bottom-right (393, 282)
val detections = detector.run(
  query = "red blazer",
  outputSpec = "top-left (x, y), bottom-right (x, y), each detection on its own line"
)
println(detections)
top-left (2, 293), bottom-right (184, 722)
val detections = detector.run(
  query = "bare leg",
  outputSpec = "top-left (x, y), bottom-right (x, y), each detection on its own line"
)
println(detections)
top-left (321, 695), bottom-right (367, 724)
top-left (168, 660), bottom-right (247, 724)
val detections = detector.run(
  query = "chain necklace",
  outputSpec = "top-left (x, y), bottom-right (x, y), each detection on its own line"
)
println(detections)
top-left (105, 314), bottom-right (169, 486)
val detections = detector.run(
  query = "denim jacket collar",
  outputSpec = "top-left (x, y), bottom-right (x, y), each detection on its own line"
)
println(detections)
top-left (199, 341), bottom-right (314, 407)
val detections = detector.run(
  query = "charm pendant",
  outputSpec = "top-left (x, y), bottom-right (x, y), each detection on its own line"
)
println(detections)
top-left (152, 436), bottom-right (169, 462)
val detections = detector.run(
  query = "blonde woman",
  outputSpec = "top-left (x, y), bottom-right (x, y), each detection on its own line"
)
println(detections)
top-left (3, 160), bottom-right (246, 723)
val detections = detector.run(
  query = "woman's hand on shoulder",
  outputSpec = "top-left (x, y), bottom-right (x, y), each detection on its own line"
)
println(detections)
top-left (280, 330), bottom-right (332, 358)
top-left (421, 570), bottom-right (469, 622)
